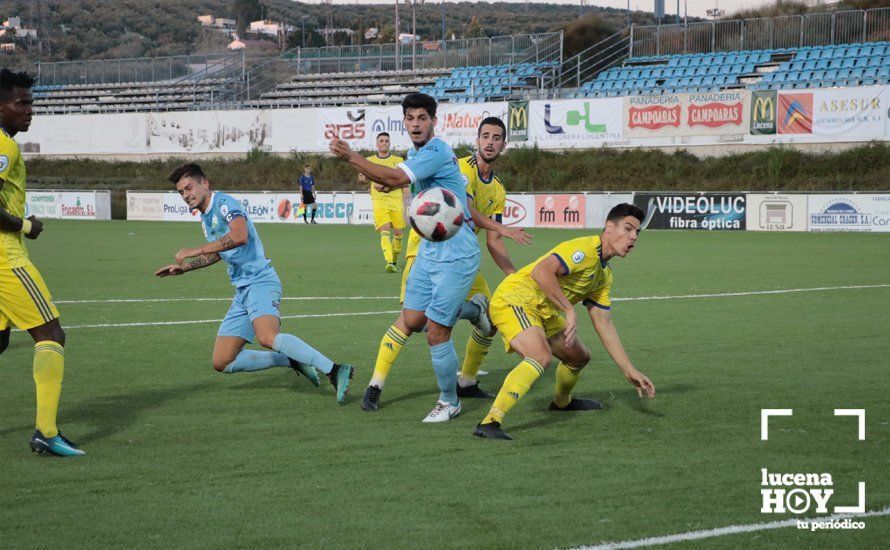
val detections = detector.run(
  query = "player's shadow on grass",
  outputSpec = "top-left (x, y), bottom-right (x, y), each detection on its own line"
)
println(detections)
top-left (506, 400), bottom-right (584, 434)
top-left (69, 381), bottom-right (215, 445)
top-left (0, 382), bottom-right (216, 443)
top-left (379, 388), bottom-right (438, 409)
top-left (605, 382), bottom-right (698, 418)
top-left (225, 372), bottom-right (329, 394)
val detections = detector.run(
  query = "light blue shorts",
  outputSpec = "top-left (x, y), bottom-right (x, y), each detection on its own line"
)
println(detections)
top-left (217, 278), bottom-right (282, 342)
top-left (403, 254), bottom-right (480, 327)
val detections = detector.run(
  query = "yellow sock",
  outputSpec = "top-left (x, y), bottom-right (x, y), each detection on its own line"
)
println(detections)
top-left (392, 233), bottom-right (402, 262)
top-left (459, 328), bottom-right (492, 384)
top-left (33, 341), bottom-right (64, 438)
top-left (482, 358), bottom-right (544, 424)
top-left (380, 231), bottom-right (394, 264)
top-left (553, 362), bottom-right (583, 408)
top-left (371, 325), bottom-right (408, 387)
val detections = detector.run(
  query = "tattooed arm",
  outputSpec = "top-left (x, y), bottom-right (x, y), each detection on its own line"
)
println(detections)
top-left (155, 252), bottom-right (221, 277)
top-left (173, 216), bottom-right (249, 265)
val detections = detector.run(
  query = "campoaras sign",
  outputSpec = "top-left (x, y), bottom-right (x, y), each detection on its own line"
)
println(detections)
top-left (625, 91), bottom-right (749, 137)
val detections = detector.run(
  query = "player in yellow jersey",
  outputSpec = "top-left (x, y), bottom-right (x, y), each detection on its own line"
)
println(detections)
top-left (358, 132), bottom-right (405, 272)
top-left (474, 203), bottom-right (656, 440)
top-left (361, 116), bottom-right (522, 411)
top-left (0, 69), bottom-right (83, 456)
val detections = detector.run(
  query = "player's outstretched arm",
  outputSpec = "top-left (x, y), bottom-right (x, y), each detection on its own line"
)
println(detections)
top-left (469, 203), bottom-right (531, 245)
top-left (329, 138), bottom-right (410, 189)
top-left (485, 225), bottom-right (517, 275)
top-left (588, 305), bottom-right (655, 398)
top-left (156, 252), bottom-right (221, 277)
top-left (531, 255), bottom-right (578, 346)
top-left (174, 217), bottom-right (249, 265)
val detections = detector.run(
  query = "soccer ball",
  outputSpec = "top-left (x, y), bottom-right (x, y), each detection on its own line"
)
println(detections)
top-left (409, 187), bottom-right (465, 242)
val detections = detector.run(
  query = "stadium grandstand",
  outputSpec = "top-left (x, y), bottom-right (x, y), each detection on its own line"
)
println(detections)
top-left (30, 6), bottom-right (890, 113)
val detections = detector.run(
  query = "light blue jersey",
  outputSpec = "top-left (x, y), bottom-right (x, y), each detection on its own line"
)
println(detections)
top-left (398, 137), bottom-right (479, 263)
top-left (201, 192), bottom-right (278, 287)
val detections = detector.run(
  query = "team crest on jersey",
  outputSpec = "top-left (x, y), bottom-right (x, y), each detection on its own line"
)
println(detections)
top-left (201, 222), bottom-right (208, 238)
top-left (462, 174), bottom-right (469, 186)
top-left (220, 204), bottom-right (229, 216)
top-left (0, 155), bottom-right (8, 172)
top-left (572, 251), bottom-right (585, 264)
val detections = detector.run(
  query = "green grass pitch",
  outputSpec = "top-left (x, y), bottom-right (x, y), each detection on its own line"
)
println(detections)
top-left (1, 221), bottom-right (887, 548)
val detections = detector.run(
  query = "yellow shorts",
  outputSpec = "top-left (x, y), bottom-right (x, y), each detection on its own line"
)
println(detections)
top-left (0, 264), bottom-right (61, 331)
top-left (373, 205), bottom-right (405, 231)
top-left (399, 255), bottom-right (491, 304)
top-left (489, 295), bottom-right (565, 353)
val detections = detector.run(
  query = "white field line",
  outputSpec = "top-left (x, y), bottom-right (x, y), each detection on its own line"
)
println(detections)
top-left (55, 310), bottom-right (400, 331)
top-left (54, 296), bottom-right (399, 304)
top-left (35, 283), bottom-right (888, 331)
top-left (53, 284), bottom-right (890, 306)
top-left (611, 284), bottom-right (890, 303)
top-left (572, 507), bottom-right (890, 550)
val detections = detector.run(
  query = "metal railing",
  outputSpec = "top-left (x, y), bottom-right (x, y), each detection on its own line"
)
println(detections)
top-left (630, 7), bottom-right (890, 58)
top-left (558, 28), bottom-right (631, 89)
top-left (36, 52), bottom-right (246, 87)
top-left (286, 32), bottom-right (562, 75)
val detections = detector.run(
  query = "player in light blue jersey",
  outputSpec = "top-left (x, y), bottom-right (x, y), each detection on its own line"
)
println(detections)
top-left (155, 164), bottom-right (354, 403)
top-left (330, 93), bottom-right (529, 422)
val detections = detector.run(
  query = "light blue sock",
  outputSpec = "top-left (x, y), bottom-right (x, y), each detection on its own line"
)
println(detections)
top-left (222, 350), bottom-right (290, 373)
top-left (458, 301), bottom-right (480, 321)
top-left (430, 340), bottom-right (459, 405)
top-left (272, 333), bottom-right (334, 374)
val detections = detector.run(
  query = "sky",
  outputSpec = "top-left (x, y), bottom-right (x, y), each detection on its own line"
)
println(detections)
top-left (297, 1), bottom-right (784, 20)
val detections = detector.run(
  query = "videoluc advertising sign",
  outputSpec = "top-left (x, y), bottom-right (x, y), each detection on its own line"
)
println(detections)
top-left (634, 193), bottom-right (747, 231)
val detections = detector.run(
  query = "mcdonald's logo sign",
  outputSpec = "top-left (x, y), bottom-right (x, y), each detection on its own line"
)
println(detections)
top-left (751, 91), bottom-right (777, 135)
top-left (508, 100), bottom-right (529, 142)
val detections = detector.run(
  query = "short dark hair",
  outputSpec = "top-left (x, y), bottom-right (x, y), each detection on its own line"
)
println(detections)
top-left (402, 93), bottom-right (437, 118)
top-left (0, 69), bottom-right (35, 101)
top-left (168, 163), bottom-right (206, 185)
top-left (606, 203), bottom-right (645, 224)
top-left (376, 132), bottom-right (390, 139)
top-left (304, 164), bottom-right (310, 168)
top-left (478, 116), bottom-right (506, 138)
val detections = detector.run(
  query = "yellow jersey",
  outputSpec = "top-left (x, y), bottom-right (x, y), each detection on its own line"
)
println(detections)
top-left (406, 153), bottom-right (506, 258)
top-left (461, 154), bottom-right (506, 232)
top-left (496, 236), bottom-right (613, 316)
top-left (366, 153), bottom-right (405, 210)
top-left (0, 129), bottom-right (30, 269)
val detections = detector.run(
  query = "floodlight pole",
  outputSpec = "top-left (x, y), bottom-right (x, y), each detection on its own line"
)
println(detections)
top-left (395, 0), bottom-right (400, 70)
top-left (412, 0), bottom-right (417, 71)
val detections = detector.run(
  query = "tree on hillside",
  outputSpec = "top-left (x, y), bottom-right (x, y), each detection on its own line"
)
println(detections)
top-left (464, 16), bottom-right (485, 39)
top-left (727, 1), bottom-right (809, 20)
top-left (563, 15), bottom-right (617, 58)
top-left (233, 0), bottom-right (263, 35)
